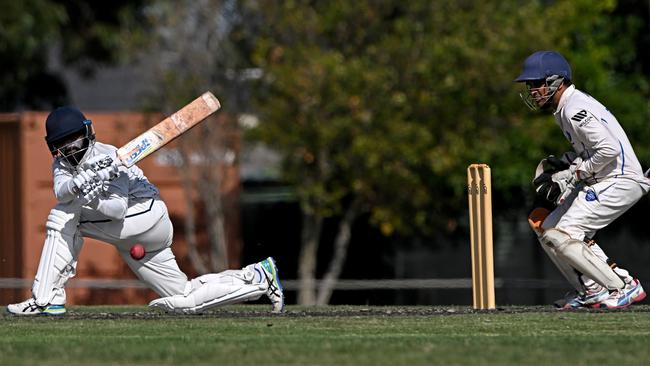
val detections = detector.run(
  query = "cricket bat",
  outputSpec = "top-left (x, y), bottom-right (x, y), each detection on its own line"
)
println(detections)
top-left (115, 92), bottom-right (221, 167)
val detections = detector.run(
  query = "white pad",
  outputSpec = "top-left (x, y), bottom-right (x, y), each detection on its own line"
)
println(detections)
top-left (538, 242), bottom-right (584, 292)
top-left (149, 268), bottom-right (267, 314)
top-left (588, 241), bottom-right (631, 281)
top-left (529, 209), bottom-right (584, 292)
top-left (32, 206), bottom-right (83, 306)
top-left (541, 229), bottom-right (624, 290)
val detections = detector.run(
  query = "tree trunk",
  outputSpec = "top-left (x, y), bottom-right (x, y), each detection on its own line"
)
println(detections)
top-left (316, 199), bottom-right (360, 305)
top-left (297, 212), bottom-right (323, 305)
top-left (199, 167), bottom-right (229, 272)
top-left (177, 142), bottom-right (209, 274)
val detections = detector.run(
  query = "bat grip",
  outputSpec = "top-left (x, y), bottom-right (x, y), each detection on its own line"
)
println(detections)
top-left (93, 156), bottom-right (125, 181)
top-left (94, 156), bottom-right (115, 169)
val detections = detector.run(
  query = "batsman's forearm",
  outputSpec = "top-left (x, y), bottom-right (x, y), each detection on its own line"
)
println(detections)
top-left (92, 194), bottom-right (128, 220)
top-left (53, 179), bottom-right (78, 203)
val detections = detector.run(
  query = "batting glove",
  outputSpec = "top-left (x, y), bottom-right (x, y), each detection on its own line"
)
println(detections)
top-left (79, 180), bottom-right (104, 205)
top-left (72, 169), bottom-right (99, 194)
top-left (83, 154), bottom-right (120, 181)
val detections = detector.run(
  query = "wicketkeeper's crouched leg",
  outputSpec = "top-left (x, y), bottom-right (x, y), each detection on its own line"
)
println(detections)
top-left (530, 207), bottom-right (630, 290)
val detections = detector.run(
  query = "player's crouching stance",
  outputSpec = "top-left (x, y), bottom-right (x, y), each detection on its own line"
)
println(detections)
top-left (516, 51), bottom-right (647, 309)
top-left (6, 107), bottom-right (284, 315)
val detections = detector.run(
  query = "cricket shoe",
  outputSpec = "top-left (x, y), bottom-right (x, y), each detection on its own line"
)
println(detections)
top-left (6, 298), bottom-right (66, 316)
top-left (598, 278), bottom-right (646, 310)
top-left (554, 290), bottom-right (580, 308)
top-left (258, 257), bottom-right (285, 313)
top-left (557, 286), bottom-right (610, 309)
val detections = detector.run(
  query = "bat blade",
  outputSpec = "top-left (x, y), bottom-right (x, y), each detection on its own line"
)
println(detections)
top-left (116, 92), bottom-right (221, 167)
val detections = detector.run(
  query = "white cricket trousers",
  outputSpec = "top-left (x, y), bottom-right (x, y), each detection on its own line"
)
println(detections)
top-left (78, 198), bottom-right (189, 297)
top-left (542, 176), bottom-right (649, 240)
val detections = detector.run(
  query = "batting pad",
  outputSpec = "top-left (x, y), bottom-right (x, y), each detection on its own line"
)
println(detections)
top-left (32, 207), bottom-right (83, 306)
top-left (542, 229), bottom-right (624, 290)
top-left (539, 241), bottom-right (584, 292)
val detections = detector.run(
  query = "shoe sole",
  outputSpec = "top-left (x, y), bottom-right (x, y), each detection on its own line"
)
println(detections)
top-left (43, 305), bottom-right (67, 315)
top-left (265, 257), bottom-right (285, 312)
top-left (632, 291), bottom-right (646, 304)
top-left (6, 306), bottom-right (67, 316)
top-left (268, 258), bottom-right (284, 291)
top-left (559, 291), bottom-right (610, 310)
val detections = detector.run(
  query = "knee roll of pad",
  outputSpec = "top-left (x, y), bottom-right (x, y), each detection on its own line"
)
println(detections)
top-left (540, 228), bottom-right (570, 249)
top-left (46, 208), bottom-right (77, 232)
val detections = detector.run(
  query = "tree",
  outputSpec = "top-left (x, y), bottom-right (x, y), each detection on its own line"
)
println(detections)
top-left (132, 0), bottom-right (258, 272)
top-left (248, 0), bottom-right (646, 304)
top-left (0, 1), bottom-right (66, 110)
top-left (0, 0), bottom-right (146, 111)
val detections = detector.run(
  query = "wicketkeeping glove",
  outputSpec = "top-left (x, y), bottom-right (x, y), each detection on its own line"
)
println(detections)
top-left (532, 154), bottom-right (583, 206)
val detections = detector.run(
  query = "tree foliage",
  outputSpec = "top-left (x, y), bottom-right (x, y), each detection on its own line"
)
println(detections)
top-left (0, 0), bottom-right (66, 110)
top-left (249, 0), bottom-right (649, 236)
top-left (246, 0), bottom-right (650, 303)
top-left (0, 0), bottom-right (146, 111)
top-left (5, 0), bottom-right (649, 303)
top-left (128, 0), bottom-right (259, 271)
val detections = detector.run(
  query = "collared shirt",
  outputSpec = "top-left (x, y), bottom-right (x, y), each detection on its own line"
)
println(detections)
top-left (52, 142), bottom-right (159, 220)
top-left (553, 85), bottom-right (646, 183)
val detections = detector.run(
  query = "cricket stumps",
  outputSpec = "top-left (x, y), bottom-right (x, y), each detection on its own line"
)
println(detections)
top-left (467, 164), bottom-right (496, 310)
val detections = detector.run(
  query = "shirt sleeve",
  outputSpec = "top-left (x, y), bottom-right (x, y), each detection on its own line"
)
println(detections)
top-left (568, 109), bottom-right (620, 177)
top-left (52, 162), bottom-right (77, 203)
top-left (88, 172), bottom-right (129, 220)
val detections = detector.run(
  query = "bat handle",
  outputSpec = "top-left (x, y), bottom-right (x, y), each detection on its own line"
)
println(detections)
top-left (94, 156), bottom-right (115, 170)
top-left (95, 155), bottom-right (125, 180)
top-left (109, 158), bottom-right (126, 179)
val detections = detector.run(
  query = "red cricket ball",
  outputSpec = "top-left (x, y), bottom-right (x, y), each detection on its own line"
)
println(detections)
top-left (130, 244), bottom-right (146, 260)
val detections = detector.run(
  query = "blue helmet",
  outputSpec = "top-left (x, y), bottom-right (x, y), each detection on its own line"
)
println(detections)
top-left (44, 106), bottom-right (95, 166)
top-left (514, 51), bottom-right (571, 83)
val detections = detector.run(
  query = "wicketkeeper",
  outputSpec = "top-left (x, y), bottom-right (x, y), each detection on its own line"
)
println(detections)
top-left (515, 51), bottom-right (648, 309)
top-left (7, 107), bottom-right (284, 315)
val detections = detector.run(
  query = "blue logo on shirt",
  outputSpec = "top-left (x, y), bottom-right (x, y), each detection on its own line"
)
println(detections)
top-left (585, 190), bottom-right (597, 202)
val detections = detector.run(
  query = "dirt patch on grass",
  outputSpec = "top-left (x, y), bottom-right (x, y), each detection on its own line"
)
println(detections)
top-left (4, 305), bottom-right (650, 320)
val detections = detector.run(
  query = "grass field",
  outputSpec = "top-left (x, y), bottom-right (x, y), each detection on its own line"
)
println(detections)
top-left (2, 305), bottom-right (650, 366)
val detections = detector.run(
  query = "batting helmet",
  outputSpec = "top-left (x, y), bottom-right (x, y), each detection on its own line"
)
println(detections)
top-left (45, 107), bottom-right (94, 149)
top-left (514, 50), bottom-right (572, 83)
top-left (44, 106), bottom-right (95, 166)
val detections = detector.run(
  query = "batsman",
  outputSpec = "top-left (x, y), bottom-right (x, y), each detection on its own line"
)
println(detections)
top-left (516, 51), bottom-right (649, 309)
top-left (7, 105), bottom-right (284, 315)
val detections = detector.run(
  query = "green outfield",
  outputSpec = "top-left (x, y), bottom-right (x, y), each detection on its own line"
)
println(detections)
top-left (2, 305), bottom-right (650, 366)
